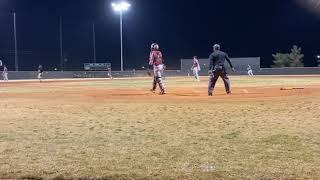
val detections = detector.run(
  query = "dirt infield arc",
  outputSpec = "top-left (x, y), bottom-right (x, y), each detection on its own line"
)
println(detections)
top-left (0, 76), bottom-right (319, 103)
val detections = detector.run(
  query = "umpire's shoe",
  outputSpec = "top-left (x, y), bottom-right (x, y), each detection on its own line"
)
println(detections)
top-left (159, 90), bottom-right (166, 95)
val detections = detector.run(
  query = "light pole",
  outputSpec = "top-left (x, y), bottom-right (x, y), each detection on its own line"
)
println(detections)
top-left (111, 1), bottom-right (131, 71)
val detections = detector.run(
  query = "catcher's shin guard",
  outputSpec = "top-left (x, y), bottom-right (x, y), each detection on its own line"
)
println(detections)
top-left (156, 76), bottom-right (165, 93)
top-left (151, 77), bottom-right (157, 91)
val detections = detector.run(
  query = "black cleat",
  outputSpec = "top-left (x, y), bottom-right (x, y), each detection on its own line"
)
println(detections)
top-left (159, 91), bottom-right (166, 95)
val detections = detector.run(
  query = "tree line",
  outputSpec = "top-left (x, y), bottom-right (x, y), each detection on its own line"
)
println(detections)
top-left (272, 45), bottom-right (304, 67)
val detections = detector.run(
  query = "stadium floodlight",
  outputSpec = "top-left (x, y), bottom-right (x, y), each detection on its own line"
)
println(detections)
top-left (317, 55), bottom-right (320, 59)
top-left (111, 1), bottom-right (131, 71)
top-left (111, 1), bottom-right (131, 12)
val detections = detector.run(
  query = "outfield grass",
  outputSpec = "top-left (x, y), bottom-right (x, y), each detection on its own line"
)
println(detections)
top-left (0, 76), bottom-right (320, 179)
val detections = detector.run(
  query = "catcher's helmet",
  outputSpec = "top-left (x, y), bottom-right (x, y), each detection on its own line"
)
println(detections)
top-left (151, 43), bottom-right (159, 50)
top-left (213, 44), bottom-right (220, 51)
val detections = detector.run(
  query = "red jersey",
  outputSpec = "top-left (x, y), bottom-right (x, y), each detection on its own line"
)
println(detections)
top-left (149, 50), bottom-right (163, 66)
top-left (193, 59), bottom-right (199, 67)
top-left (192, 59), bottom-right (201, 70)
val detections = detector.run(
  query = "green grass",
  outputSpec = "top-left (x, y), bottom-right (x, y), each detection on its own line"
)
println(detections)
top-left (0, 76), bottom-right (320, 179)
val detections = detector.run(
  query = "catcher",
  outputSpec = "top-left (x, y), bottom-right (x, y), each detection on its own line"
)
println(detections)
top-left (149, 43), bottom-right (166, 95)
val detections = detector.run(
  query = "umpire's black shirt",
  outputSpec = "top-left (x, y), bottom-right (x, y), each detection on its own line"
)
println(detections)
top-left (209, 50), bottom-right (234, 71)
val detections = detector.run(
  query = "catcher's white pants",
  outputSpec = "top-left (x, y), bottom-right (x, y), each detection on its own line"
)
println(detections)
top-left (152, 64), bottom-right (165, 92)
top-left (154, 64), bottom-right (164, 78)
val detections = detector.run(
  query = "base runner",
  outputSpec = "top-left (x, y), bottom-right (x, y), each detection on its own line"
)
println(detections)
top-left (247, 64), bottom-right (254, 76)
top-left (107, 67), bottom-right (113, 79)
top-left (208, 44), bottom-right (235, 96)
top-left (2, 65), bottom-right (8, 81)
top-left (149, 43), bottom-right (166, 95)
top-left (37, 65), bottom-right (43, 82)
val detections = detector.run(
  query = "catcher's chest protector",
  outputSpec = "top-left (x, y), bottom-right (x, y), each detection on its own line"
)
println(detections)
top-left (150, 51), bottom-right (163, 66)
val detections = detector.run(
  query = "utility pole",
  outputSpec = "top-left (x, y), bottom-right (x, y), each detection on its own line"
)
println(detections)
top-left (92, 21), bottom-right (97, 63)
top-left (59, 16), bottom-right (64, 71)
top-left (13, 12), bottom-right (19, 71)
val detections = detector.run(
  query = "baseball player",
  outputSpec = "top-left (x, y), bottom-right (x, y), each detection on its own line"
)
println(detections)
top-left (208, 44), bottom-right (235, 96)
top-left (149, 43), bottom-right (166, 95)
top-left (247, 64), bottom-right (254, 76)
top-left (37, 65), bottom-right (43, 82)
top-left (107, 67), bottom-right (113, 79)
top-left (0, 59), bottom-right (3, 80)
top-left (191, 56), bottom-right (201, 81)
top-left (2, 65), bottom-right (8, 81)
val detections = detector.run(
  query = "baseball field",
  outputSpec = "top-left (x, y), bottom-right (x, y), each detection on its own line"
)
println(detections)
top-left (1, 75), bottom-right (320, 179)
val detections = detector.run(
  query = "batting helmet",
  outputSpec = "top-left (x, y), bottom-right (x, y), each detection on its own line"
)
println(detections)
top-left (151, 43), bottom-right (159, 50)
top-left (213, 44), bottom-right (220, 51)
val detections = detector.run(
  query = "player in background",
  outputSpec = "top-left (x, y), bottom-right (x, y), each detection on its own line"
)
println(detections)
top-left (149, 43), bottom-right (166, 95)
top-left (0, 59), bottom-right (3, 81)
top-left (2, 65), bottom-right (8, 81)
top-left (191, 56), bottom-right (201, 81)
top-left (107, 67), bottom-right (113, 79)
top-left (247, 64), bottom-right (254, 76)
top-left (208, 44), bottom-right (235, 96)
top-left (37, 65), bottom-right (43, 82)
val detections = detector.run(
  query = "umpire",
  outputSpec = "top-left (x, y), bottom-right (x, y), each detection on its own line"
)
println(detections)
top-left (208, 44), bottom-right (235, 96)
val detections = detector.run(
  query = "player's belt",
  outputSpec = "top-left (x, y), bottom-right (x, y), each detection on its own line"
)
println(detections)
top-left (214, 65), bottom-right (223, 70)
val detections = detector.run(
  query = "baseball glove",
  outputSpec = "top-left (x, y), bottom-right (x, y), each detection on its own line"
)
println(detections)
top-left (163, 64), bottom-right (167, 71)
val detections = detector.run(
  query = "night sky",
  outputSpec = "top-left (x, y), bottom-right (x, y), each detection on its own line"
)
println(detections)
top-left (0, 0), bottom-right (320, 71)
